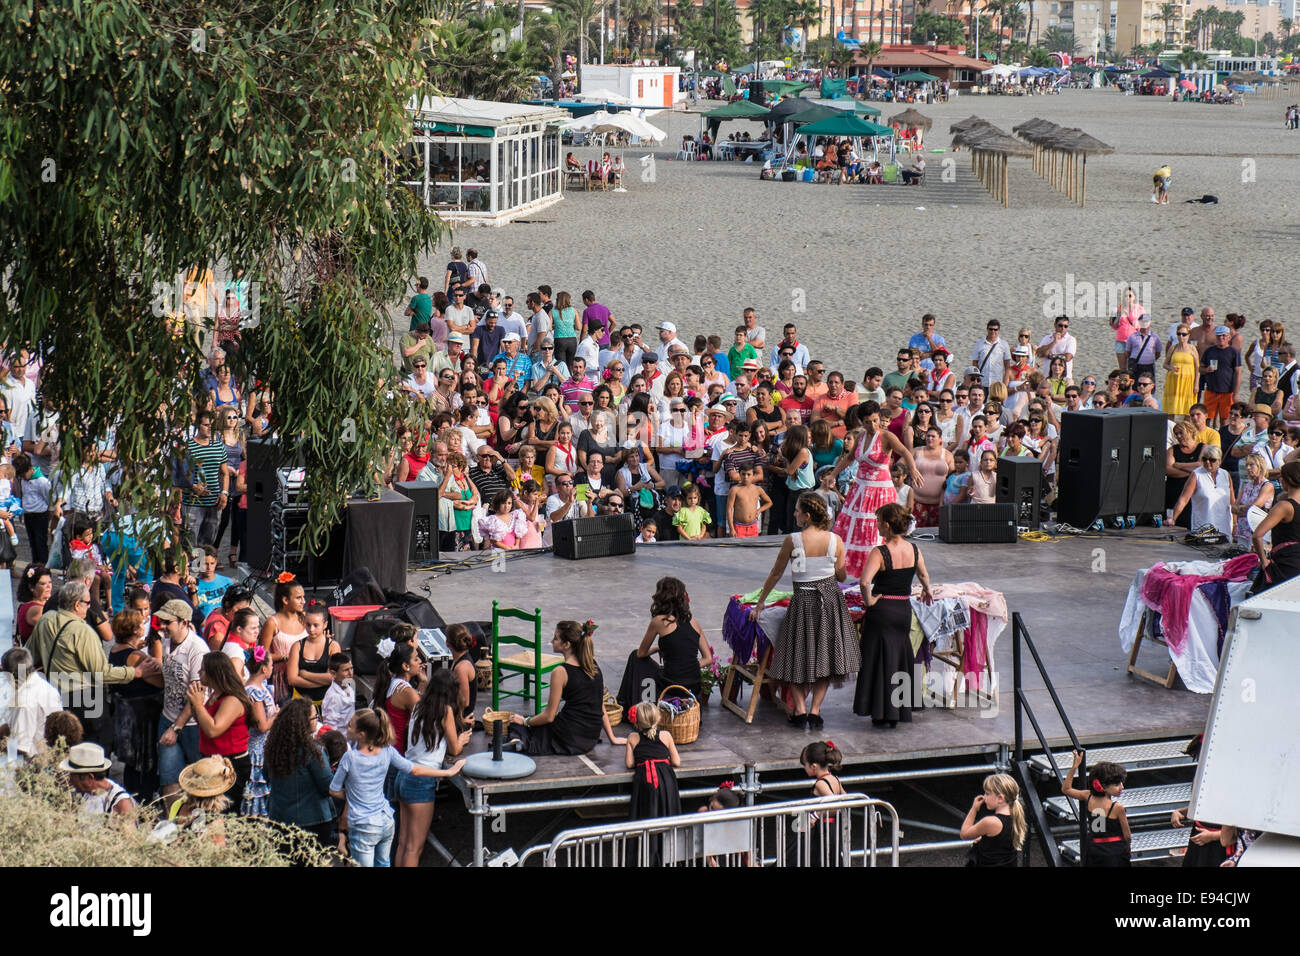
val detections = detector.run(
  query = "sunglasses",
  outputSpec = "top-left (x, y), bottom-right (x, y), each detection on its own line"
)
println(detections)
top-left (557, 481), bottom-right (573, 487)
top-left (1028, 417), bottom-right (1043, 423)
top-left (1082, 380), bottom-right (1096, 385)
top-left (938, 398), bottom-right (953, 403)
top-left (413, 363), bottom-right (427, 368)
top-left (579, 401), bottom-right (594, 407)
top-left (1019, 334), bottom-right (1031, 339)
top-left (1056, 323), bottom-right (1069, 329)
top-left (1270, 430), bottom-right (1285, 436)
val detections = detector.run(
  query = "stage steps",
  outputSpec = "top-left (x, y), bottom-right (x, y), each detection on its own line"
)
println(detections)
top-left (1045, 782), bottom-right (1192, 823)
top-left (1028, 740), bottom-right (1195, 781)
top-left (1061, 827), bottom-right (1189, 864)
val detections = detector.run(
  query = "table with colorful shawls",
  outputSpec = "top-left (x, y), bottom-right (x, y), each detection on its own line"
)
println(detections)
top-left (1118, 553), bottom-right (1259, 694)
top-left (722, 582), bottom-right (1007, 708)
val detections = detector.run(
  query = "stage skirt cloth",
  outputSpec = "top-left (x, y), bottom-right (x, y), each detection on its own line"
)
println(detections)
top-left (767, 577), bottom-right (860, 687)
top-left (854, 596), bottom-right (917, 722)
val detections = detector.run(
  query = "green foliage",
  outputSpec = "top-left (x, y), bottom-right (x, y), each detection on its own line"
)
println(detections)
top-left (0, 0), bottom-right (447, 556)
top-left (428, 10), bottom-right (542, 102)
top-left (1039, 26), bottom-right (1079, 55)
top-left (911, 10), bottom-right (966, 45)
top-left (1023, 45), bottom-right (1053, 67)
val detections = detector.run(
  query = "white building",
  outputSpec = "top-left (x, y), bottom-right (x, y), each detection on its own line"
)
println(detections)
top-left (580, 65), bottom-right (685, 111)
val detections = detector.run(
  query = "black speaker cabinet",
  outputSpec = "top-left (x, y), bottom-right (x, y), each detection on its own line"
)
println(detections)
top-left (394, 481), bottom-right (442, 561)
top-left (1126, 408), bottom-right (1168, 517)
top-left (244, 439), bottom-right (305, 568)
top-left (552, 513), bottom-right (636, 560)
top-left (996, 455), bottom-right (1043, 530)
top-left (938, 503), bottom-right (1018, 543)
top-left (1057, 410), bottom-right (1130, 527)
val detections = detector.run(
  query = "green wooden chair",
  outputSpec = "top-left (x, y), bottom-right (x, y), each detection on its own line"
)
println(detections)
top-left (491, 600), bottom-right (563, 715)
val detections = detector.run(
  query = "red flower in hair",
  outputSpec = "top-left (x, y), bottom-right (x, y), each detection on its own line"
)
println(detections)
top-left (719, 780), bottom-right (735, 790)
top-left (1091, 779), bottom-right (1104, 793)
top-left (277, 572), bottom-right (296, 584)
top-left (824, 740), bottom-right (836, 750)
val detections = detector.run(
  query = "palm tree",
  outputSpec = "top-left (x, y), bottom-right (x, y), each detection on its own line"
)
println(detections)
top-left (1157, 2), bottom-right (1179, 48)
top-left (788, 0), bottom-right (823, 56)
top-left (1040, 25), bottom-right (1076, 54)
top-left (528, 8), bottom-right (578, 97)
top-left (1175, 45), bottom-right (1205, 71)
top-left (999, 4), bottom-right (1025, 60)
top-left (1282, 18), bottom-right (1294, 43)
top-left (860, 38), bottom-right (882, 76)
top-left (1025, 0), bottom-right (1037, 50)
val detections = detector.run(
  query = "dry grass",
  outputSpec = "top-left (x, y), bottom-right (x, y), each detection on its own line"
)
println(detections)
top-left (0, 752), bottom-right (335, 867)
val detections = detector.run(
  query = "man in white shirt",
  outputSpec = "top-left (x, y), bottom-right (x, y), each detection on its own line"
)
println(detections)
top-left (543, 476), bottom-right (590, 546)
top-left (498, 294), bottom-right (527, 340)
top-left (525, 292), bottom-right (552, 356)
top-left (655, 321), bottom-right (688, 363)
top-left (443, 288), bottom-right (476, 337)
top-left (1, 356), bottom-right (37, 440)
top-left (466, 248), bottom-right (488, 288)
top-left (767, 323), bottom-right (811, 372)
top-left (970, 320), bottom-right (1012, 388)
top-left (1036, 316), bottom-right (1077, 379)
top-left (574, 320), bottom-right (603, 372)
top-left (742, 307), bottom-right (766, 350)
top-left (733, 369), bottom-right (758, 415)
top-left (0, 647), bottom-right (64, 758)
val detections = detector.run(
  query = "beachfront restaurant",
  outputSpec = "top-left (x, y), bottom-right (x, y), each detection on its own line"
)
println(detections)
top-left (400, 96), bottom-right (570, 225)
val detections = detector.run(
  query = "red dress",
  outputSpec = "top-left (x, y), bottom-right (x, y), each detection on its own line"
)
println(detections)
top-left (834, 430), bottom-right (898, 579)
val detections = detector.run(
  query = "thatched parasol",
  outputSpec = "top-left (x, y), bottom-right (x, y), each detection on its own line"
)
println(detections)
top-left (889, 107), bottom-right (933, 130)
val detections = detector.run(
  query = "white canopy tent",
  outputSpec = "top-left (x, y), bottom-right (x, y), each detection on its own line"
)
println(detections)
top-left (562, 110), bottom-right (666, 143)
top-left (572, 87), bottom-right (633, 103)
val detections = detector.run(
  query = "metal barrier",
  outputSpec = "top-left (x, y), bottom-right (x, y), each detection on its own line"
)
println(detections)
top-left (517, 794), bottom-right (899, 867)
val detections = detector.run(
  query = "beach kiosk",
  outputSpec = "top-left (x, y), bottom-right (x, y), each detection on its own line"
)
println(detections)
top-left (401, 96), bottom-right (570, 226)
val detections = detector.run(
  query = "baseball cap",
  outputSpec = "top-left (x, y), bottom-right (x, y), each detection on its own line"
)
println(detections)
top-left (501, 332), bottom-right (521, 343)
top-left (1137, 316), bottom-right (1151, 327)
top-left (964, 365), bottom-right (982, 377)
top-left (155, 599), bottom-right (193, 624)
top-left (1181, 307), bottom-right (1195, 316)
top-left (666, 484), bottom-right (684, 498)
top-left (1213, 325), bottom-right (1230, 336)
top-left (657, 321), bottom-right (677, 333)
top-left (720, 392), bottom-right (739, 404)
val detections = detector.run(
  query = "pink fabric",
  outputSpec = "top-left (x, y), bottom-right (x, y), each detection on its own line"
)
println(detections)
top-left (1139, 554), bottom-right (1259, 654)
top-left (965, 610), bottom-right (989, 684)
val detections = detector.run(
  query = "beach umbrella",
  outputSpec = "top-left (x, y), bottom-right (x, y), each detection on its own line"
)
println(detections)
top-left (889, 108), bottom-right (933, 130)
top-left (573, 87), bottom-right (632, 103)
top-left (1178, 79), bottom-right (1195, 91)
top-left (894, 71), bottom-right (942, 83)
top-left (766, 96), bottom-right (816, 122)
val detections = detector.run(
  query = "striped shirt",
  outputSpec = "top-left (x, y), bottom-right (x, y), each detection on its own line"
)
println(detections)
top-left (183, 436), bottom-right (227, 506)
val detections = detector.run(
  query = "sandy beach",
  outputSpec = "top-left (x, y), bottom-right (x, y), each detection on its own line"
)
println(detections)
top-left (411, 88), bottom-right (1300, 387)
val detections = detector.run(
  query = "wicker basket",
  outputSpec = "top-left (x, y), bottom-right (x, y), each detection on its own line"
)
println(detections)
top-left (475, 659), bottom-right (493, 691)
top-left (657, 684), bottom-right (700, 745)
top-left (481, 708), bottom-right (516, 739)
top-left (603, 690), bottom-right (625, 726)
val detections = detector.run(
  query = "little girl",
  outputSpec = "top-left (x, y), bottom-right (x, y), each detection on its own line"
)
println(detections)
top-left (673, 483), bottom-right (711, 540)
top-left (814, 466), bottom-right (842, 524)
top-left (890, 462), bottom-right (912, 513)
top-left (625, 702), bottom-right (681, 821)
top-left (960, 773), bottom-right (1025, 867)
top-left (967, 449), bottom-right (998, 504)
top-left (68, 516), bottom-right (113, 606)
top-left (944, 450), bottom-right (972, 505)
top-left (514, 480), bottom-right (546, 549)
top-left (796, 740), bottom-right (846, 867)
top-left (1062, 751), bottom-right (1131, 867)
top-left (477, 489), bottom-right (527, 550)
top-left (637, 519), bottom-right (659, 544)
top-left (242, 646), bottom-right (277, 816)
top-left (328, 708), bottom-right (464, 867)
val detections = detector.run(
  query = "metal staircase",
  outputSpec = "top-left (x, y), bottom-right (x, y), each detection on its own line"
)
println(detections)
top-left (1011, 613), bottom-right (1198, 866)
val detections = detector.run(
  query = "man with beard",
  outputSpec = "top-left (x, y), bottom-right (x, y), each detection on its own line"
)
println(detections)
top-left (779, 372), bottom-right (815, 428)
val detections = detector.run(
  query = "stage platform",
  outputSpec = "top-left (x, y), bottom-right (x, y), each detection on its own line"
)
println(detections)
top-left (413, 527), bottom-right (1218, 861)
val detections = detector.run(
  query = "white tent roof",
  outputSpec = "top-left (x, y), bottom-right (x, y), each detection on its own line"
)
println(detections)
top-left (562, 110), bottom-right (666, 142)
top-left (981, 64), bottom-right (1019, 78)
top-left (406, 95), bottom-right (568, 127)
top-left (572, 87), bottom-right (633, 103)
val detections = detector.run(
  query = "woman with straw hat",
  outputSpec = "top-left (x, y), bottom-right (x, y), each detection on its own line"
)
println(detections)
top-left (169, 756), bottom-right (237, 846)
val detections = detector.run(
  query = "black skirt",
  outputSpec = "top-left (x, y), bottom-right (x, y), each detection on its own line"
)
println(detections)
top-left (854, 598), bottom-right (916, 722)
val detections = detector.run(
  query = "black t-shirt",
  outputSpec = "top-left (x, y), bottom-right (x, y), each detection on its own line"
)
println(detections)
top-left (469, 463), bottom-right (510, 504)
top-left (651, 508), bottom-right (681, 542)
top-left (473, 324), bottom-right (505, 362)
top-left (1219, 424), bottom-right (1245, 478)
top-left (446, 260), bottom-right (470, 291)
top-left (577, 431), bottom-right (621, 484)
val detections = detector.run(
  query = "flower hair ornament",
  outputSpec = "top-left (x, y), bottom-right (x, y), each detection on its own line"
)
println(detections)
top-left (824, 740), bottom-right (836, 750)
top-left (247, 645), bottom-right (268, 665)
top-left (582, 619), bottom-right (598, 637)
top-left (376, 637), bottom-right (396, 659)
top-left (626, 706), bottom-right (638, 725)
top-left (1091, 778), bottom-right (1104, 793)
top-left (277, 572), bottom-right (296, 584)
top-left (718, 780), bottom-right (735, 790)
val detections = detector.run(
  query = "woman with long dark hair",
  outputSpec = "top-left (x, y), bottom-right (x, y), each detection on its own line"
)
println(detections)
top-left (618, 577), bottom-right (713, 711)
top-left (779, 425), bottom-right (815, 535)
top-left (369, 642), bottom-right (424, 756)
top-left (186, 651), bottom-right (254, 811)
top-left (14, 563), bottom-right (51, 645)
top-left (258, 575), bottom-right (307, 704)
top-left (266, 697), bottom-right (336, 850)
top-left (508, 621), bottom-right (626, 754)
top-left (1251, 460), bottom-right (1300, 593)
top-left (395, 670), bottom-right (472, 867)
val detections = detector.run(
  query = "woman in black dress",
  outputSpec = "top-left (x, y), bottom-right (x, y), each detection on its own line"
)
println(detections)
top-left (1165, 421), bottom-right (1203, 528)
top-left (1062, 751), bottom-right (1131, 867)
top-left (960, 773), bottom-right (1025, 867)
top-left (509, 621), bottom-right (626, 755)
top-left (1170, 734), bottom-right (1230, 867)
top-left (1251, 460), bottom-right (1300, 594)
top-left (619, 576), bottom-right (713, 710)
top-left (855, 502), bottom-right (933, 727)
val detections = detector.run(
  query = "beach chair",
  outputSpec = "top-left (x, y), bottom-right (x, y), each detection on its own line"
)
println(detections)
top-left (491, 601), bottom-right (563, 715)
top-left (676, 138), bottom-right (697, 161)
top-left (882, 164), bottom-right (900, 184)
top-left (587, 160), bottom-right (608, 191)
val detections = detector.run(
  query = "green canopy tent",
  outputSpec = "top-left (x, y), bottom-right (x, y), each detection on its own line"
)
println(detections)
top-left (894, 71), bottom-right (942, 84)
top-left (702, 99), bottom-right (770, 140)
top-left (780, 113), bottom-right (897, 173)
top-left (810, 97), bottom-right (883, 117)
top-left (820, 77), bottom-right (848, 99)
top-left (758, 79), bottom-right (810, 96)
top-left (776, 103), bottom-right (841, 152)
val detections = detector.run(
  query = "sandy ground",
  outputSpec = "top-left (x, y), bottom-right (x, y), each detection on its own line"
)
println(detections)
top-left (411, 87), bottom-right (1300, 387)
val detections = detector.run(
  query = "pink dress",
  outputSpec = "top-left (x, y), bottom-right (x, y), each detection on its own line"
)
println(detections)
top-left (834, 430), bottom-right (898, 579)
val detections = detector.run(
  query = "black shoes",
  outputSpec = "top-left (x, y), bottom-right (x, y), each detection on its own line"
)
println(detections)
top-left (788, 712), bottom-right (809, 730)
top-left (808, 714), bottom-right (824, 730)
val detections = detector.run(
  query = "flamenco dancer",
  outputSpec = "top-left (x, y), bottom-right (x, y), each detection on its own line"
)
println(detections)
top-left (831, 400), bottom-right (925, 580)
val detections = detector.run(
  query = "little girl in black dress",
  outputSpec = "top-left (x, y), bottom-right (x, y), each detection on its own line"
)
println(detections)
top-left (626, 702), bottom-right (681, 821)
top-left (1062, 751), bottom-right (1131, 867)
top-left (960, 773), bottom-right (1025, 866)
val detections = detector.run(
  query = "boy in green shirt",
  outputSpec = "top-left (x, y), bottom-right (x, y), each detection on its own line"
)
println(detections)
top-left (727, 325), bottom-right (758, 375)
top-left (405, 276), bottom-right (433, 331)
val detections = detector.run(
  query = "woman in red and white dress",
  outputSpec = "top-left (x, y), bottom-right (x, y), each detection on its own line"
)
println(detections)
top-left (832, 401), bottom-right (925, 579)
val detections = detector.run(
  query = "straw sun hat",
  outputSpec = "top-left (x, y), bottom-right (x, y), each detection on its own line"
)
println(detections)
top-left (178, 756), bottom-right (236, 798)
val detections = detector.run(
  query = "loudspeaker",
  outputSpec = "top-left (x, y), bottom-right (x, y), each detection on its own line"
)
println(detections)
top-left (394, 481), bottom-right (441, 562)
top-left (332, 567), bottom-right (386, 608)
top-left (552, 513), bottom-right (636, 560)
top-left (244, 439), bottom-right (305, 568)
top-left (1126, 409), bottom-right (1168, 517)
top-left (996, 455), bottom-right (1043, 530)
top-left (938, 503), bottom-right (1017, 543)
top-left (1056, 410), bottom-right (1130, 527)
top-left (274, 507), bottom-right (346, 584)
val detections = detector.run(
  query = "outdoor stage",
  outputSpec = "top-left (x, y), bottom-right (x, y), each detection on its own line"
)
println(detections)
top-left (412, 526), bottom-right (1218, 863)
